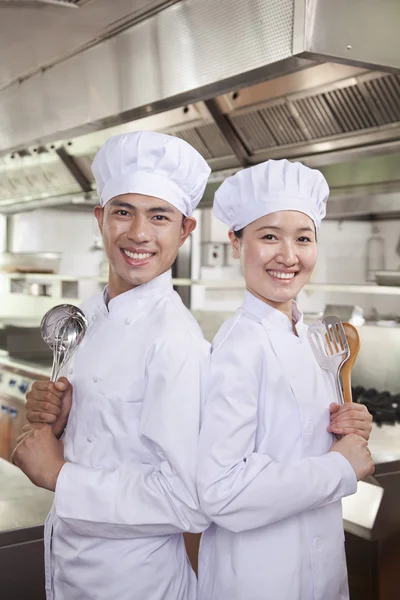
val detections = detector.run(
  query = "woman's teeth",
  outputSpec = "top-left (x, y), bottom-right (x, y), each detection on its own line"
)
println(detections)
top-left (267, 270), bottom-right (295, 280)
top-left (123, 250), bottom-right (153, 260)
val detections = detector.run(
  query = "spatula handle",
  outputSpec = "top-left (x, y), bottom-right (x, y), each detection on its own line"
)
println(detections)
top-left (341, 368), bottom-right (353, 403)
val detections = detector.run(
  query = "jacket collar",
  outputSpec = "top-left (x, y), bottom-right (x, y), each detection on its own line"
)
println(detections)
top-left (242, 290), bottom-right (305, 336)
top-left (101, 269), bottom-right (173, 315)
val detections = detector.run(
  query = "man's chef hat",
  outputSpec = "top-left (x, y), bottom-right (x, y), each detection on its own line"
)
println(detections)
top-left (92, 131), bottom-right (211, 216)
top-left (214, 159), bottom-right (329, 231)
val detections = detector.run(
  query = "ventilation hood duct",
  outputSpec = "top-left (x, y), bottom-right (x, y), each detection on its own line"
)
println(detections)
top-left (1, 0), bottom-right (399, 156)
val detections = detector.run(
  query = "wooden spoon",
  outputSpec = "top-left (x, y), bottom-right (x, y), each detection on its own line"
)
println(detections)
top-left (340, 322), bottom-right (360, 403)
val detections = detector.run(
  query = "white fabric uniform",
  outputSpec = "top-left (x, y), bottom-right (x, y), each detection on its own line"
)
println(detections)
top-left (197, 291), bottom-right (357, 600)
top-left (44, 271), bottom-right (210, 600)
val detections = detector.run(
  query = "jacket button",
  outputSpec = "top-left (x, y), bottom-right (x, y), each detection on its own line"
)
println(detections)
top-left (305, 421), bottom-right (314, 433)
top-left (93, 376), bottom-right (98, 383)
top-left (68, 368), bottom-right (73, 375)
top-left (125, 317), bottom-right (131, 324)
top-left (87, 437), bottom-right (93, 443)
top-left (92, 315), bottom-right (96, 322)
top-left (314, 538), bottom-right (323, 550)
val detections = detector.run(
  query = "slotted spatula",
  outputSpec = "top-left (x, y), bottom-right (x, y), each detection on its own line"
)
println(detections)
top-left (308, 316), bottom-right (350, 404)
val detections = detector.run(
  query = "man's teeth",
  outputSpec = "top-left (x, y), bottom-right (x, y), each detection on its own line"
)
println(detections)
top-left (123, 250), bottom-right (153, 260)
top-left (267, 270), bottom-right (295, 280)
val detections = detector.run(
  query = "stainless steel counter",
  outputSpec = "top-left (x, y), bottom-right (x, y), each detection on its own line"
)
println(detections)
top-left (369, 423), bottom-right (400, 465)
top-left (0, 459), bottom-right (53, 600)
top-left (0, 458), bottom-right (53, 539)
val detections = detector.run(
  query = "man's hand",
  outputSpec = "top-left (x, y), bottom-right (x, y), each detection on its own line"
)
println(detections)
top-left (328, 402), bottom-right (373, 440)
top-left (11, 424), bottom-right (65, 491)
top-left (26, 377), bottom-right (72, 438)
top-left (329, 433), bottom-right (374, 481)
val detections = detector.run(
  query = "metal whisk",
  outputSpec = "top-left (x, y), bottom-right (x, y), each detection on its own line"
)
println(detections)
top-left (41, 304), bottom-right (88, 382)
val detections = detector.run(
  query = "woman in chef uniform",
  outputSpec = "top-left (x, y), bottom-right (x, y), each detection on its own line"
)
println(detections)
top-left (13, 131), bottom-right (211, 600)
top-left (197, 159), bottom-right (374, 600)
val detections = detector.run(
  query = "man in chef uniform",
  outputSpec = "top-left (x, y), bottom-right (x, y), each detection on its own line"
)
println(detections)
top-left (12, 131), bottom-right (211, 600)
top-left (196, 160), bottom-right (374, 600)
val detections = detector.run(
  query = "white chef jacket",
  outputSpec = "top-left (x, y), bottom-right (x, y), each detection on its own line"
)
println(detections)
top-left (197, 291), bottom-right (357, 600)
top-left (44, 270), bottom-right (210, 600)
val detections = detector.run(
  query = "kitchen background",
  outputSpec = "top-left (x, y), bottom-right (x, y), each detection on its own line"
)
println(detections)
top-left (0, 0), bottom-right (400, 598)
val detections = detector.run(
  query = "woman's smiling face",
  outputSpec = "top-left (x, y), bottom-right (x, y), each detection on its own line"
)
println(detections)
top-left (230, 210), bottom-right (318, 313)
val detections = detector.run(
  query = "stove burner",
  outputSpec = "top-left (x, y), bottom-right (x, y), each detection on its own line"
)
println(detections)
top-left (353, 386), bottom-right (400, 426)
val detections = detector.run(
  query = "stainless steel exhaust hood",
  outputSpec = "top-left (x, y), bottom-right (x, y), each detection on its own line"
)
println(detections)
top-left (0, 0), bottom-right (399, 216)
top-left (1, 0), bottom-right (399, 156)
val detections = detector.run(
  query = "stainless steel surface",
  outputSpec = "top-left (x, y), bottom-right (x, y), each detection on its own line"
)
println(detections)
top-left (216, 64), bottom-right (370, 113)
top-left (0, 0), bottom-right (398, 214)
top-left (172, 239), bottom-right (192, 309)
top-left (0, 252), bottom-right (61, 273)
top-left (326, 191), bottom-right (400, 221)
top-left (342, 425), bottom-right (400, 551)
top-left (249, 127), bottom-right (400, 169)
top-left (41, 304), bottom-right (87, 381)
top-left (342, 480), bottom-right (384, 535)
top-left (352, 325), bottom-right (400, 395)
top-left (3, 324), bottom-right (53, 362)
top-left (0, 105), bottom-right (208, 207)
top-left (0, 458), bottom-right (53, 532)
top-left (3, 69), bottom-right (400, 212)
top-left (369, 424), bottom-right (400, 465)
top-left (0, 0), bottom-right (304, 155)
top-left (225, 71), bottom-right (400, 161)
top-left (0, 458), bottom-right (51, 599)
top-left (305, 0), bottom-right (400, 71)
top-left (0, 0), bottom-right (181, 89)
top-left (375, 271), bottom-right (400, 287)
top-left (0, 0), bottom-right (398, 161)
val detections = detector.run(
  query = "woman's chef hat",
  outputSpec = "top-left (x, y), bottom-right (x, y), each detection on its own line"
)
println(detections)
top-left (92, 131), bottom-right (211, 216)
top-left (214, 159), bottom-right (329, 231)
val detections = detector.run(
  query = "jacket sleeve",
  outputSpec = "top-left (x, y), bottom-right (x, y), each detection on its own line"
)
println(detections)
top-left (196, 339), bottom-right (357, 533)
top-left (54, 336), bottom-right (210, 538)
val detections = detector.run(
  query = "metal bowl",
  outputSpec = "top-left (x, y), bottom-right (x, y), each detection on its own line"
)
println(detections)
top-left (375, 271), bottom-right (400, 287)
top-left (0, 252), bottom-right (62, 274)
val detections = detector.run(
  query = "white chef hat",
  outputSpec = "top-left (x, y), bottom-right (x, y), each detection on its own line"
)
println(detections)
top-left (214, 159), bottom-right (329, 231)
top-left (92, 131), bottom-right (211, 216)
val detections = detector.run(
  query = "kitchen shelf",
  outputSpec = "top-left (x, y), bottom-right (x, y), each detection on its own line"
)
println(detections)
top-left (1, 273), bottom-right (400, 296)
top-left (303, 283), bottom-right (400, 296)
